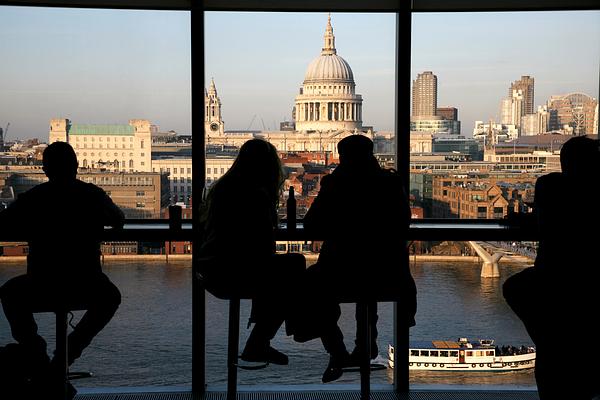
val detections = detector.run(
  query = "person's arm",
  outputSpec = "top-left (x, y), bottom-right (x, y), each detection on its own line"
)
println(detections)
top-left (0, 193), bottom-right (29, 228)
top-left (303, 175), bottom-right (336, 236)
top-left (99, 189), bottom-right (125, 229)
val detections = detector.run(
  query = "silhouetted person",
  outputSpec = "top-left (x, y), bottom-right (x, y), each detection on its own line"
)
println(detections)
top-left (303, 134), bottom-right (416, 383)
top-left (0, 142), bottom-right (123, 392)
top-left (197, 139), bottom-right (305, 365)
top-left (503, 136), bottom-right (600, 399)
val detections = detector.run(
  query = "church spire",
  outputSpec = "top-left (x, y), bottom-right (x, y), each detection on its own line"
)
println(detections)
top-left (322, 13), bottom-right (336, 55)
top-left (208, 77), bottom-right (217, 96)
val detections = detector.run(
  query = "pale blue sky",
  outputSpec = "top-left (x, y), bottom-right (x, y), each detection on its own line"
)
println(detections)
top-left (0, 7), bottom-right (598, 140)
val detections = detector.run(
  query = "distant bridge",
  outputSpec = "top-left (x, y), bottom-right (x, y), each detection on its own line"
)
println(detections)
top-left (467, 241), bottom-right (535, 278)
top-left (468, 241), bottom-right (503, 278)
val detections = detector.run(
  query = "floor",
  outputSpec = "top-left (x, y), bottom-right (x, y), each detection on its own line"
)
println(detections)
top-left (74, 388), bottom-right (540, 400)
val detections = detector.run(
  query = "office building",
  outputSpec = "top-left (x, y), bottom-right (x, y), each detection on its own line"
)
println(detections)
top-left (49, 119), bottom-right (152, 172)
top-left (412, 71), bottom-right (438, 117)
top-left (509, 75), bottom-right (535, 115)
top-left (547, 92), bottom-right (598, 136)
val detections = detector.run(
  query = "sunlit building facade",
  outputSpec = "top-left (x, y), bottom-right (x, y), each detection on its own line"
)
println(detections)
top-left (49, 118), bottom-right (152, 172)
top-left (547, 92), bottom-right (598, 136)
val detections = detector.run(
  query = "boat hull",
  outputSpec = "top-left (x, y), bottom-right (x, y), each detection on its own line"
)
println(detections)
top-left (389, 345), bottom-right (535, 371)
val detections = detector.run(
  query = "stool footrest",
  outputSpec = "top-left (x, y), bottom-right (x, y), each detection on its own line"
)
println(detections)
top-left (67, 371), bottom-right (93, 380)
top-left (234, 360), bottom-right (269, 370)
top-left (342, 364), bottom-right (387, 372)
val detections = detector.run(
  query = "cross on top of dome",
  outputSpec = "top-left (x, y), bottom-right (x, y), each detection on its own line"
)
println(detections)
top-left (322, 13), bottom-right (336, 55)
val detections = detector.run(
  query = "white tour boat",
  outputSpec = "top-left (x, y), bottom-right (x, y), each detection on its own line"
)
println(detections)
top-left (388, 338), bottom-right (535, 371)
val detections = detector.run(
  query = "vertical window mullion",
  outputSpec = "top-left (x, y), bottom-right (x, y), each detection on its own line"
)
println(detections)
top-left (191, 3), bottom-right (206, 395)
top-left (394, 3), bottom-right (412, 394)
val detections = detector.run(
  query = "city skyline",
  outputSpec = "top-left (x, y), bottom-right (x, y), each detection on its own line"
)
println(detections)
top-left (1, 8), bottom-right (599, 139)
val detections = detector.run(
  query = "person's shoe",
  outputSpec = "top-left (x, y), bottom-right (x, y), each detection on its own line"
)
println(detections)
top-left (29, 370), bottom-right (77, 400)
top-left (240, 345), bottom-right (289, 365)
top-left (322, 352), bottom-right (350, 383)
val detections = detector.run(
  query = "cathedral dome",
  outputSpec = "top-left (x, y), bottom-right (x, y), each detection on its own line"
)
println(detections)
top-left (303, 14), bottom-right (355, 84)
top-left (304, 53), bottom-right (354, 83)
top-left (294, 14), bottom-right (363, 133)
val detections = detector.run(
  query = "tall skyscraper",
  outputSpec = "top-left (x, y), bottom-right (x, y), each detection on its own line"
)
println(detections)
top-left (412, 71), bottom-right (438, 117)
top-left (509, 76), bottom-right (535, 115)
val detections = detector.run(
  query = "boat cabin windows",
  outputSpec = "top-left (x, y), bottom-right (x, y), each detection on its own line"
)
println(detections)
top-left (430, 351), bottom-right (439, 357)
top-left (411, 350), bottom-right (419, 357)
top-left (420, 350), bottom-right (429, 357)
top-left (466, 351), bottom-right (473, 356)
top-left (440, 351), bottom-right (449, 357)
top-left (486, 351), bottom-right (494, 356)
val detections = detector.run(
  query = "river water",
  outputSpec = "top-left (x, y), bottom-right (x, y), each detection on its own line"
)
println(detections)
top-left (0, 258), bottom-right (536, 389)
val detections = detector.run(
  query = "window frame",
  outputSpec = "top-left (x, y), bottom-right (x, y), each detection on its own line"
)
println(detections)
top-left (3, 0), bottom-right (598, 395)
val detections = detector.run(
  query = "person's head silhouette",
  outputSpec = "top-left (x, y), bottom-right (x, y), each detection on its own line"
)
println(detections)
top-left (43, 141), bottom-right (78, 182)
top-left (220, 138), bottom-right (283, 203)
top-left (337, 134), bottom-right (380, 171)
top-left (560, 136), bottom-right (599, 179)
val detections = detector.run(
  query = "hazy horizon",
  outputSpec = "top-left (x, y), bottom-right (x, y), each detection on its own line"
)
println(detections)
top-left (1, 7), bottom-right (598, 140)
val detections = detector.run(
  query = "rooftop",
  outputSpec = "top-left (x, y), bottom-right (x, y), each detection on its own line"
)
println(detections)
top-left (69, 124), bottom-right (135, 136)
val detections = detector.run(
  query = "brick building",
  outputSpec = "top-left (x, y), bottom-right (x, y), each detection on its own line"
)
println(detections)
top-left (431, 175), bottom-right (536, 219)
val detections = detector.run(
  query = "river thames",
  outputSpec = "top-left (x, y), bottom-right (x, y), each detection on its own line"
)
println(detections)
top-left (0, 258), bottom-right (536, 390)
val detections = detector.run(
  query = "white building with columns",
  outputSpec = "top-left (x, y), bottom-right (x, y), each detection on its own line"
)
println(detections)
top-left (205, 14), bottom-right (373, 159)
top-left (293, 14), bottom-right (363, 132)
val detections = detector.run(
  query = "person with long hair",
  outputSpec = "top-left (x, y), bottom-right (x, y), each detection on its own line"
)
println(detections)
top-left (198, 139), bottom-right (305, 365)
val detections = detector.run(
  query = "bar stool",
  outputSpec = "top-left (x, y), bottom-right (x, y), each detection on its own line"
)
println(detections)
top-left (338, 293), bottom-right (411, 400)
top-left (31, 303), bottom-right (92, 400)
top-left (196, 273), bottom-right (267, 400)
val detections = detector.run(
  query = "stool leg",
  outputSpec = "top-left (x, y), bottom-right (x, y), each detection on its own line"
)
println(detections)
top-left (357, 302), bottom-right (370, 400)
top-left (227, 298), bottom-right (240, 400)
top-left (55, 311), bottom-right (69, 400)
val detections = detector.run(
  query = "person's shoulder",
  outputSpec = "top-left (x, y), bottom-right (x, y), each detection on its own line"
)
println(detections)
top-left (375, 169), bottom-right (403, 187)
top-left (74, 179), bottom-right (109, 197)
top-left (535, 172), bottom-right (563, 191)
top-left (538, 172), bottom-right (562, 183)
top-left (19, 181), bottom-right (51, 199)
top-left (320, 174), bottom-right (334, 185)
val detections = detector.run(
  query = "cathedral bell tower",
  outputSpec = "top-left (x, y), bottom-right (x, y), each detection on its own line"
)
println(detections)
top-left (205, 78), bottom-right (224, 137)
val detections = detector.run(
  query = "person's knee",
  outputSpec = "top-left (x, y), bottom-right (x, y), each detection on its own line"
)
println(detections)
top-left (502, 274), bottom-right (521, 302)
top-left (108, 284), bottom-right (122, 309)
top-left (0, 275), bottom-right (28, 303)
top-left (97, 278), bottom-right (121, 311)
top-left (501, 279), bottom-right (513, 301)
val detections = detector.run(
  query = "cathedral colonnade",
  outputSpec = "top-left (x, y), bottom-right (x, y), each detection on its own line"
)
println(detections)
top-left (298, 101), bottom-right (362, 122)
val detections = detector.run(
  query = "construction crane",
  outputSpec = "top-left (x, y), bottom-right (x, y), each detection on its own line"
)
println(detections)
top-left (246, 115), bottom-right (268, 131)
top-left (247, 115), bottom-right (257, 131)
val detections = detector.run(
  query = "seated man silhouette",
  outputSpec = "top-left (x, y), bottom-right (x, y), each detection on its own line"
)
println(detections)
top-left (303, 134), bottom-right (416, 383)
top-left (0, 142), bottom-right (123, 388)
top-left (503, 136), bottom-right (599, 399)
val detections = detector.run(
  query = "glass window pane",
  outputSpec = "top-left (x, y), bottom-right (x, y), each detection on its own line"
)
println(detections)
top-left (204, 11), bottom-right (396, 387)
top-left (408, 10), bottom-right (599, 389)
top-left (1, 6), bottom-right (191, 219)
top-left (410, 11), bottom-right (599, 221)
top-left (0, 5), bottom-right (192, 389)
